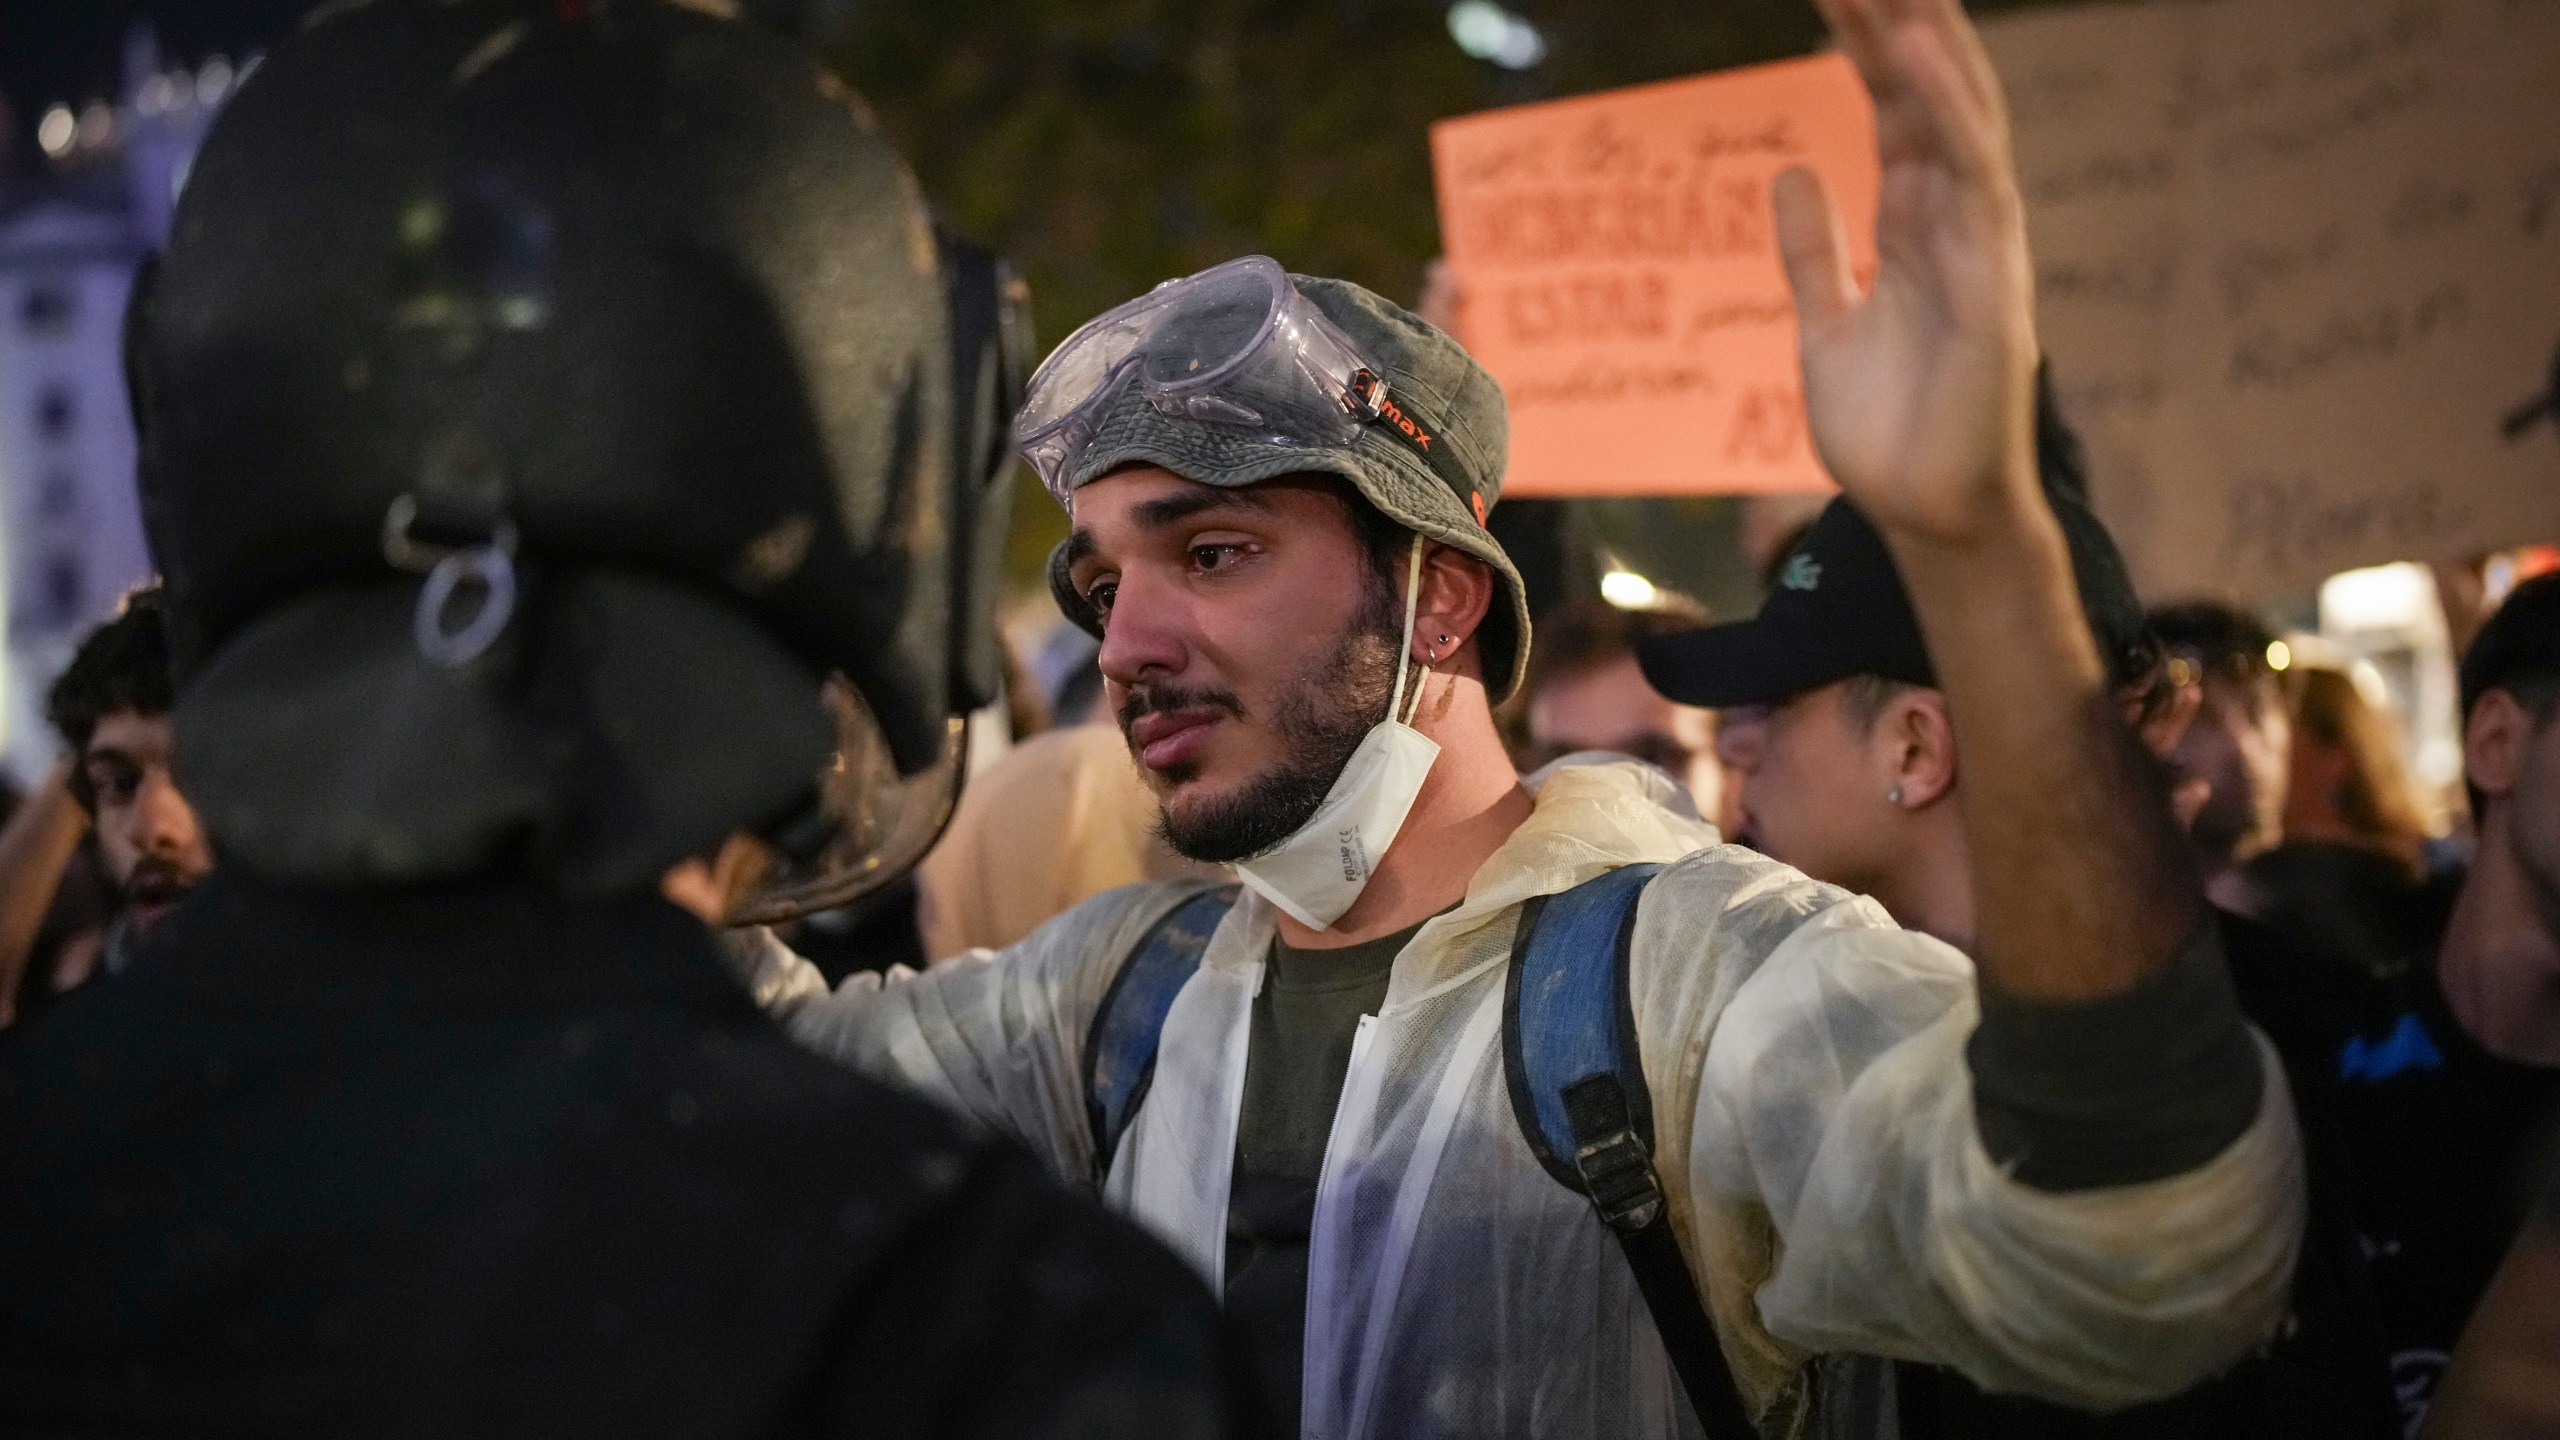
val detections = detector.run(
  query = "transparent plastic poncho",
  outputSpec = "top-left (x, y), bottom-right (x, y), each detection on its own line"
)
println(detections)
top-left (736, 761), bottom-right (2304, 1438)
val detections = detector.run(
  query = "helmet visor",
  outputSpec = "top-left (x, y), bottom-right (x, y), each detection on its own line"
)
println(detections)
top-left (728, 677), bottom-right (966, 926)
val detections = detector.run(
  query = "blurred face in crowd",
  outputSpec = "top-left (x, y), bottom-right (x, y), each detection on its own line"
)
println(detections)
top-left (1713, 681), bottom-right (1900, 892)
top-left (2169, 670), bottom-right (2290, 865)
top-left (1068, 467), bottom-right (1403, 863)
top-left (1525, 656), bottom-right (1728, 829)
top-left (82, 709), bottom-right (213, 931)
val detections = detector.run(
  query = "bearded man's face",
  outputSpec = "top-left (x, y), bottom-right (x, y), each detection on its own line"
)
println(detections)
top-left (1061, 467), bottom-right (1401, 862)
top-left (81, 709), bottom-right (214, 931)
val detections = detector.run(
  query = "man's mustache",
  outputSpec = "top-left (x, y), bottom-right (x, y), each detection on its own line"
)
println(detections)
top-left (1117, 684), bottom-right (1245, 740)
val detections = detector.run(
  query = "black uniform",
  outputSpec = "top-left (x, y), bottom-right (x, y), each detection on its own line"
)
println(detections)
top-left (19, 3), bottom-right (1259, 1432)
top-left (0, 877), bottom-right (1257, 1438)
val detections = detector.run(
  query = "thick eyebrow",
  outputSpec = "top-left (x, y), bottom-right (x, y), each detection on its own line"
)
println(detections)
top-left (1129, 486), bottom-right (1277, 532)
top-left (1062, 487), bottom-right (1278, 574)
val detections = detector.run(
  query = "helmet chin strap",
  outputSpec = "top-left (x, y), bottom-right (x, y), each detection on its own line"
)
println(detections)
top-left (1390, 534), bottom-right (1428, 727)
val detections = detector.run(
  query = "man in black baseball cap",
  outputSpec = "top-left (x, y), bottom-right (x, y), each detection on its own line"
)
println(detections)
top-left (1639, 375), bottom-right (2158, 898)
top-left (1639, 400), bottom-right (2406, 1439)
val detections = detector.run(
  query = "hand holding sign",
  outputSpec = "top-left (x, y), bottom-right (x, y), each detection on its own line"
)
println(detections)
top-left (1778, 0), bottom-right (2040, 546)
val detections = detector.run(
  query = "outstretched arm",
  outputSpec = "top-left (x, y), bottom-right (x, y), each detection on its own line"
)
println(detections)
top-left (728, 880), bottom-right (1228, 1187)
top-left (1777, 0), bottom-right (2283, 1221)
top-left (1779, 0), bottom-right (2200, 1008)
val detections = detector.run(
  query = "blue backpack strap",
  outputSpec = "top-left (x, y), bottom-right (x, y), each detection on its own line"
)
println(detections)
top-left (1504, 863), bottom-right (1757, 1438)
top-left (1082, 884), bottom-right (1240, 1184)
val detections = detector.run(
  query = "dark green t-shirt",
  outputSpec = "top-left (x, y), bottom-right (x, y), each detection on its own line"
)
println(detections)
top-left (1223, 917), bottom-right (1429, 1430)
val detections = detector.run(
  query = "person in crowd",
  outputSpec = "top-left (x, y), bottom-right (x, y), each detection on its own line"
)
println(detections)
top-left (1505, 594), bottom-right (1740, 835)
top-left (0, 4), bottom-right (1255, 1435)
top-left (732, 2), bottom-right (2305, 1433)
top-left (0, 586), bottom-right (203, 1020)
top-left (46, 587), bottom-right (209, 961)
top-left (2152, 600), bottom-right (2293, 909)
top-left (2313, 571), bottom-right (2560, 1429)
top-left (2281, 665), bottom-right (2436, 869)
top-left (1644, 482), bottom-right (2399, 1436)
top-left (2245, 663), bottom-right (2460, 979)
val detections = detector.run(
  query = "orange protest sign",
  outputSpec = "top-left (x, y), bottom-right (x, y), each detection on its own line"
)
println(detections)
top-left (1430, 54), bottom-right (1878, 497)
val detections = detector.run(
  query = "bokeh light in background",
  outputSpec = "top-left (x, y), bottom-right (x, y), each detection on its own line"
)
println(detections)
top-left (34, 105), bottom-right (73, 158)
top-left (1599, 568), bottom-right (1660, 610)
top-left (1448, 2), bottom-right (1549, 70)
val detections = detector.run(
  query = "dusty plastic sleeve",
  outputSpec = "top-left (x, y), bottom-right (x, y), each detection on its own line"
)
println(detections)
top-left (1966, 918), bottom-right (2264, 1193)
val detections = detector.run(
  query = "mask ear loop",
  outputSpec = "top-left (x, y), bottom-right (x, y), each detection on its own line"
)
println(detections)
top-left (1388, 534), bottom-right (1428, 727)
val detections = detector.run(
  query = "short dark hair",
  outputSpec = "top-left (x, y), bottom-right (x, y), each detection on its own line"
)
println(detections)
top-left (2147, 600), bottom-right (2279, 689)
top-left (48, 584), bottom-right (175, 807)
top-left (1322, 479), bottom-right (1416, 610)
top-left (2460, 570), bottom-right (2560, 726)
top-left (1839, 672), bottom-right (1918, 732)
top-left (1318, 477), bottom-right (1526, 696)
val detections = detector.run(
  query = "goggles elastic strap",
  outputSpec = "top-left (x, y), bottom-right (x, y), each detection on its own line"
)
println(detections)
top-left (1390, 534), bottom-right (1428, 726)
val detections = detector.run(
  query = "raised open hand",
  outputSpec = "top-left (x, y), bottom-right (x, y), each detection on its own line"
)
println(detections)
top-left (1779, 0), bottom-right (2038, 545)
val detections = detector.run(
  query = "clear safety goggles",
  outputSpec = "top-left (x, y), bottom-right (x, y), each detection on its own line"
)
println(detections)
top-left (1014, 255), bottom-right (1385, 499)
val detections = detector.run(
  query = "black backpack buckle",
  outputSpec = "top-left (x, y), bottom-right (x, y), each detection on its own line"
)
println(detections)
top-left (1574, 1126), bottom-right (1665, 1232)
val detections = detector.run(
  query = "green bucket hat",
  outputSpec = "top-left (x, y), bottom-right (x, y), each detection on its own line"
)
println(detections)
top-left (1041, 272), bottom-right (1532, 700)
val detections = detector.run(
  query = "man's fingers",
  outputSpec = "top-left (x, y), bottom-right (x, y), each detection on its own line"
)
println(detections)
top-left (1811, 0), bottom-right (1900, 103)
top-left (1823, 0), bottom-right (2005, 190)
top-left (1923, 0), bottom-right (2017, 164)
top-left (1886, 19), bottom-right (2005, 187)
top-left (1892, 0), bottom-right (2007, 122)
top-left (1774, 166), bottom-right (1857, 329)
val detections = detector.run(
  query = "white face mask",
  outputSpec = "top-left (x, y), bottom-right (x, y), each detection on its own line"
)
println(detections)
top-left (1231, 536), bottom-right (1441, 930)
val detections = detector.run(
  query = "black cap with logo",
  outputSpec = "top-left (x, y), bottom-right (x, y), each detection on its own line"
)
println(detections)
top-left (1639, 370), bottom-right (2154, 708)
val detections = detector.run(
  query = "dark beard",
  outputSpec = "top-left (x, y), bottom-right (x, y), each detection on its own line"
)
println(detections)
top-left (1125, 593), bottom-right (1404, 866)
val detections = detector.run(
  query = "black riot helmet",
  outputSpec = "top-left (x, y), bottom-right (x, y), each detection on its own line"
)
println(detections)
top-left (129, 0), bottom-right (1026, 907)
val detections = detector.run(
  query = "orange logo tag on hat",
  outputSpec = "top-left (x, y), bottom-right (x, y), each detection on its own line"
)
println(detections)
top-left (1351, 367), bottom-right (1480, 525)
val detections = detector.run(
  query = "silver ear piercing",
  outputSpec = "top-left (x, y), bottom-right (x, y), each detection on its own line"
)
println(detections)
top-left (1886, 786), bottom-right (1904, 805)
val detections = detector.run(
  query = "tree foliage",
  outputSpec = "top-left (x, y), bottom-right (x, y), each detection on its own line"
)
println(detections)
top-left (821, 0), bottom-right (2056, 582)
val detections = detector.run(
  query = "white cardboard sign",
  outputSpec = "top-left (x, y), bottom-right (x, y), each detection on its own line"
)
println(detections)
top-left (1981, 0), bottom-right (2560, 602)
